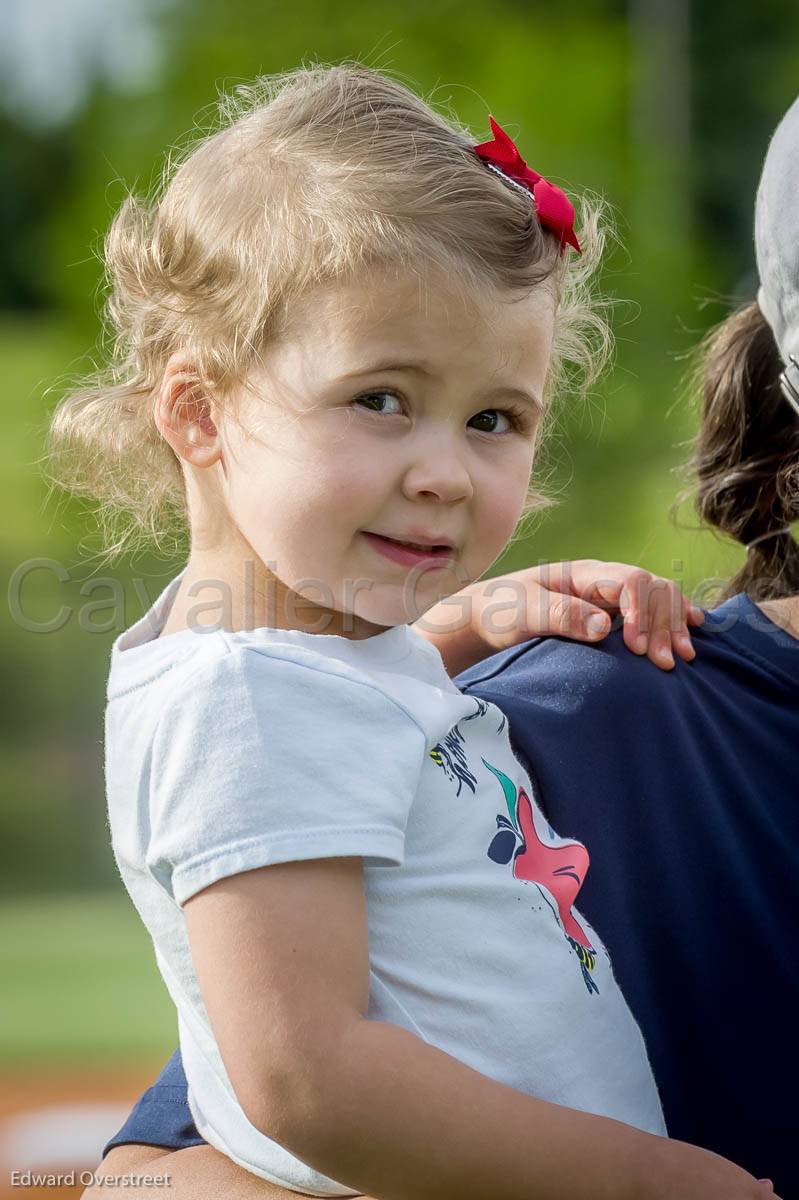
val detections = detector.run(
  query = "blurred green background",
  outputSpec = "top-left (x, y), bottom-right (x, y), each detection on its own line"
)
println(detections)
top-left (1, 0), bottom-right (798, 1071)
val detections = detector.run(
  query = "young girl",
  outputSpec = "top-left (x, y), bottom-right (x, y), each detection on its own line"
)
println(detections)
top-left (48, 64), bottom-right (774, 1199)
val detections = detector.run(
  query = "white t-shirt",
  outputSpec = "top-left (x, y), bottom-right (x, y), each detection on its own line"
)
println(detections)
top-left (105, 566), bottom-right (666, 1195)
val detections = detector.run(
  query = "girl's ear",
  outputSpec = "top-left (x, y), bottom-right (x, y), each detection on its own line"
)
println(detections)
top-left (156, 353), bottom-right (221, 467)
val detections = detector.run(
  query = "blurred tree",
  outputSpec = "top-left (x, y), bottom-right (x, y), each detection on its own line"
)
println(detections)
top-left (0, 114), bottom-right (76, 309)
top-left (692, 0), bottom-right (799, 292)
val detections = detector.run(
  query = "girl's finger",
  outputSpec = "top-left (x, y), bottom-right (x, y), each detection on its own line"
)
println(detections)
top-left (672, 590), bottom-right (698, 663)
top-left (680, 593), bottom-right (706, 631)
top-left (646, 582), bottom-right (676, 669)
top-left (537, 593), bottom-right (612, 642)
top-left (687, 602), bottom-right (706, 625)
top-left (618, 570), bottom-right (653, 656)
top-left (579, 605), bottom-right (612, 641)
top-left (672, 628), bottom-right (697, 662)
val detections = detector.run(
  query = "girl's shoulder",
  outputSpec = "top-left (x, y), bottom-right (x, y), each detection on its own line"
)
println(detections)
top-left (108, 616), bottom-right (478, 756)
top-left (106, 627), bottom-right (460, 904)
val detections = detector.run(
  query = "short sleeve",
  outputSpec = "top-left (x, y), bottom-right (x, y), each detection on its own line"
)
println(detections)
top-left (146, 646), bottom-right (428, 906)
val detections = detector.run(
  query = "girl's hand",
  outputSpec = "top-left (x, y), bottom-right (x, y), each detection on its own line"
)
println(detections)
top-left (415, 559), bottom-right (705, 677)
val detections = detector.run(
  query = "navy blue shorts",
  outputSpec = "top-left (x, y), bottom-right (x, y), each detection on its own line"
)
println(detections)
top-left (103, 1048), bottom-right (205, 1157)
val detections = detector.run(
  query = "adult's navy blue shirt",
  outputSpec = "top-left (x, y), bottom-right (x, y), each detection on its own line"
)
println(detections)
top-left (104, 593), bottom-right (799, 1195)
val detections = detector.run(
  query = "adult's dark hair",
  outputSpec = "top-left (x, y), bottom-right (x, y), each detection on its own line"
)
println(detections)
top-left (688, 300), bottom-right (799, 601)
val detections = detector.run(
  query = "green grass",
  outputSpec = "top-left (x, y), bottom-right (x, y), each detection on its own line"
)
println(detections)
top-left (0, 893), bottom-right (178, 1066)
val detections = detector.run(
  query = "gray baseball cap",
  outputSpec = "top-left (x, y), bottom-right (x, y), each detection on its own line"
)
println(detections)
top-left (755, 94), bottom-right (799, 369)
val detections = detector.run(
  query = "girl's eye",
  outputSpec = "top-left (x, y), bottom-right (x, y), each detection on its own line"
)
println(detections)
top-left (469, 409), bottom-right (525, 435)
top-left (353, 390), bottom-right (404, 417)
top-left (352, 391), bottom-right (525, 434)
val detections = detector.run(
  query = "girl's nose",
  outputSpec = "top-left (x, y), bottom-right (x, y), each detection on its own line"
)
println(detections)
top-left (400, 438), bottom-right (474, 504)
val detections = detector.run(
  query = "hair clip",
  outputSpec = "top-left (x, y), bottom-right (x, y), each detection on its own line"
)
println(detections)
top-left (779, 354), bottom-right (799, 416)
top-left (473, 116), bottom-right (581, 255)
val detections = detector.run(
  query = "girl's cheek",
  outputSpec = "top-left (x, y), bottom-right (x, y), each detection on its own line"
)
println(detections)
top-left (484, 455), bottom-right (531, 516)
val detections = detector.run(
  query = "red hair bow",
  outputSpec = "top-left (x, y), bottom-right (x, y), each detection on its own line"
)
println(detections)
top-left (474, 116), bottom-right (581, 255)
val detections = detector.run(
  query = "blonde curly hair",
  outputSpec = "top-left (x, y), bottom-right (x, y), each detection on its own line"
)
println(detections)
top-left (44, 60), bottom-right (611, 562)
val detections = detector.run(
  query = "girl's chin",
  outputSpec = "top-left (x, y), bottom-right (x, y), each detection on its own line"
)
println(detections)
top-left (351, 590), bottom-right (457, 630)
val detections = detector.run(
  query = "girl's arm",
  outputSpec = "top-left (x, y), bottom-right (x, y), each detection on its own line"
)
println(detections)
top-left (179, 856), bottom-right (772, 1200)
top-left (414, 559), bottom-right (705, 676)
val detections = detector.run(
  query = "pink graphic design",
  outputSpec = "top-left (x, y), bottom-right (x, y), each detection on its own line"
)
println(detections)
top-left (514, 788), bottom-right (592, 947)
top-left (483, 758), bottom-right (598, 994)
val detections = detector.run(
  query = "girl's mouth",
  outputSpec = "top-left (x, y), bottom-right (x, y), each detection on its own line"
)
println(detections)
top-left (362, 532), bottom-right (455, 568)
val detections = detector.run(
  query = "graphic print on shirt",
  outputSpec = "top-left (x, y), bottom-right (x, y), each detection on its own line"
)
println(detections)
top-left (428, 697), bottom-right (496, 797)
top-left (483, 759), bottom-right (598, 995)
top-left (429, 699), bottom-right (598, 995)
